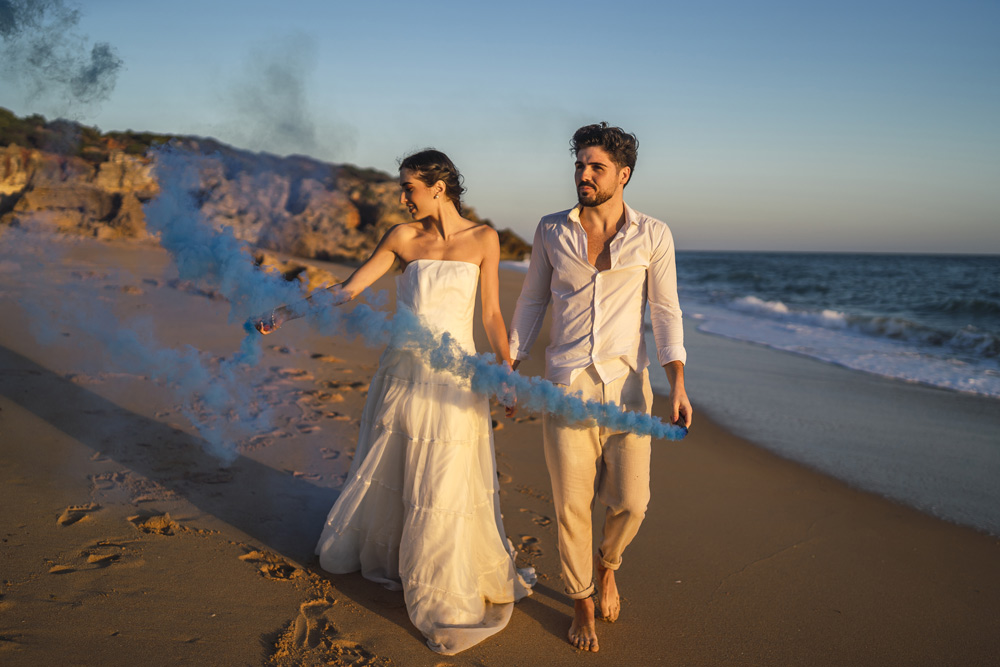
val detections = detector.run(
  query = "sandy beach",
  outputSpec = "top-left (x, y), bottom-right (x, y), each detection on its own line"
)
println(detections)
top-left (2, 236), bottom-right (999, 666)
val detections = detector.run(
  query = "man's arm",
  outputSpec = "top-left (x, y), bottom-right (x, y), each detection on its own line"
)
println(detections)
top-left (506, 221), bottom-right (553, 416)
top-left (647, 222), bottom-right (692, 426)
top-left (507, 221), bottom-right (553, 363)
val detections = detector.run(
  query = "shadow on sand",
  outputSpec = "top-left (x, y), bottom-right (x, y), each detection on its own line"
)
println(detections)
top-left (1, 343), bottom-right (572, 650)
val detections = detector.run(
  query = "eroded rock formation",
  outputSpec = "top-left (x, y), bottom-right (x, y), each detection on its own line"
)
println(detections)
top-left (0, 123), bottom-right (531, 262)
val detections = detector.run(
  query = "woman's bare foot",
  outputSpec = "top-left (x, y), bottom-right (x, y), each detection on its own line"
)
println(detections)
top-left (568, 597), bottom-right (599, 652)
top-left (596, 558), bottom-right (621, 622)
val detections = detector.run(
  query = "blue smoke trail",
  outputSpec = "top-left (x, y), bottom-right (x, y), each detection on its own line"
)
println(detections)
top-left (0, 0), bottom-right (124, 108)
top-left (145, 145), bottom-right (687, 445)
top-left (2, 145), bottom-right (684, 466)
top-left (294, 295), bottom-right (686, 440)
top-left (0, 227), bottom-right (272, 463)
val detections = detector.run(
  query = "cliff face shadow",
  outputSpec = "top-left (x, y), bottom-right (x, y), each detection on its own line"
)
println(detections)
top-left (0, 344), bottom-right (333, 563)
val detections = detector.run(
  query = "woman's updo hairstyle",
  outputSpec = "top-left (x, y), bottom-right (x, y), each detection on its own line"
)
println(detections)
top-left (399, 149), bottom-right (466, 213)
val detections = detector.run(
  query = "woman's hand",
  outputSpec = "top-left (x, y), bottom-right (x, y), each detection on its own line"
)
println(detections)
top-left (252, 309), bottom-right (284, 335)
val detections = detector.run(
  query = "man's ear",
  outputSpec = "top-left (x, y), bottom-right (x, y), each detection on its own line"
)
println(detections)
top-left (619, 166), bottom-right (632, 188)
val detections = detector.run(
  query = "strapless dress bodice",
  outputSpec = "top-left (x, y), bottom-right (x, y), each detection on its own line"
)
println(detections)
top-left (394, 259), bottom-right (480, 353)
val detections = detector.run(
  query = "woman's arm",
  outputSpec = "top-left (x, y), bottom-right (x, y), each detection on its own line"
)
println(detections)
top-left (335, 226), bottom-right (405, 301)
top-left (478, 228), bottom-right (512, 366)
top-left (256, 225), bottom-right (406, 334)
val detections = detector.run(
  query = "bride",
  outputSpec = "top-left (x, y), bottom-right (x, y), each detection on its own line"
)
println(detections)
top-left (256, 149), bottom-right (532, 654)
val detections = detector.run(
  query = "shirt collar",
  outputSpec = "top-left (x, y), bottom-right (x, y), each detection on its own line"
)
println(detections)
top-left (567, 203), bottom-right (640, 228)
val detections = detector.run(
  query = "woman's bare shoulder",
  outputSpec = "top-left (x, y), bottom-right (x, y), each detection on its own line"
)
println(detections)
top-left (467, 222), bottom-right (499, 241)
top-left (382, 221), bottom-right (421, 244)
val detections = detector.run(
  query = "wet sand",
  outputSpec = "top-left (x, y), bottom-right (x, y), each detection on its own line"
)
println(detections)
top-left (1, 237), bottom-right (998, 666)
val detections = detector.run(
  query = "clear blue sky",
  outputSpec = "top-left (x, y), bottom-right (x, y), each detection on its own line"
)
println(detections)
top-left (2, 0), bottom-right (998, 253)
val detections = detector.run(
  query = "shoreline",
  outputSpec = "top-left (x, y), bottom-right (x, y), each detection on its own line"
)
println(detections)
top-left (652, 320), bottom-right (1000, 537)
top-left (1, 238), bottom-right (998, 665)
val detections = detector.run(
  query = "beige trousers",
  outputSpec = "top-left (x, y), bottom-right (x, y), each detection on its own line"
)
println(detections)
top-left (542, 365), bottom-right (653, 600)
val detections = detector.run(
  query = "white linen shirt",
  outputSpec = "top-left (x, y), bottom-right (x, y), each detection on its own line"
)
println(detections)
top-left (508, 203), bottom-right (687, 386)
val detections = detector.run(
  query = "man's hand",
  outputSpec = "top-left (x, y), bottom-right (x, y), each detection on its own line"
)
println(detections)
top-left (664, 360), bottom-right (693, 428)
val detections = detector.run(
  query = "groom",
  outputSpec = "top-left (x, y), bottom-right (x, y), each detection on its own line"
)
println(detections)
top-left (508, 122), bottom-right (692, 652)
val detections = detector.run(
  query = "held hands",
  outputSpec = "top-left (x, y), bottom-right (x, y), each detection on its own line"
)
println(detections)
top-left (504, 398), bottom-right (518, 419)
top-left (499, 359), bottom-right (518, 418)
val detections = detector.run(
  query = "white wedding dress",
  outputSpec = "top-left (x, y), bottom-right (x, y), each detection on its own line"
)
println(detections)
top-left (315, 259), bottom-right (533, 655)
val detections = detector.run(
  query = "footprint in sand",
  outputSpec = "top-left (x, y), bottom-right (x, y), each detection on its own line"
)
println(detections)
top-left (322, 380), bottom-right (367, 391)
top-left (86, 553), bottom-right (121, 567)
top-left (80, 540), bottom-right (127, 569)
top-left (517, 535), bottom-right (544, 557)
top-left (92, 471), bottom-right (178, 503)
top-left (311, 353), bottom-right (345, 364)
top-left (48, 564), bottom-right (76, 574)
top-left (239, 550), bottom-right (303, 581)
top-left (57, 503), bottom-right (101, 526)
top-left (128, 512), bottom-right (179, 535)
top-left (270, 599), bottom-right (389, 667)
top-left (275, 368), bottom-right (315, 381)
top-left (246, 428), bottom-right (285, 450)
top-left (104, 284), bottom-right (143, 295)
top-left (515, 484), bottom-right (552, 503)
top-left (300, 390), bottom-right (345, 404)
top-left (320, 448), bottom-right (340, 460)
top-left (518, 507), bottom-right (553, 527)
top-left (292, 471), bottom-right (323, 481)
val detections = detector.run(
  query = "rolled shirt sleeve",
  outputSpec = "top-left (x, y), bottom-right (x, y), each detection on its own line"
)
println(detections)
top-left (647, 222), bottom-right (687, 367)
top-left (508, 221), bottom-right (552, 361)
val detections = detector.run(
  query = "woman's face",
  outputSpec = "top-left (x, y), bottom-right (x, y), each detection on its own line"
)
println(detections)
top-left (399, 169), bottom-right (439, 220)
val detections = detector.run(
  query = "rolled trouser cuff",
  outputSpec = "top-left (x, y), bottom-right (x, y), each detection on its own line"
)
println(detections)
top-left (566, 581), bottom-right (596, 600)
top-left (597, 549), bottom-right (621, 572)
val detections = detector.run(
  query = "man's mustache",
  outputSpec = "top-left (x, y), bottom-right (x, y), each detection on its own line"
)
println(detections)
top-left (578, 182), bottom-right (596, 190)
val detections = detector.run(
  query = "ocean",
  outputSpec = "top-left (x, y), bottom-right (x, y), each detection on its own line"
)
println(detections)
top-left (667, 252), bottom-right (1000, 535)
top-left (674, 251), bottom-right (1000, 398)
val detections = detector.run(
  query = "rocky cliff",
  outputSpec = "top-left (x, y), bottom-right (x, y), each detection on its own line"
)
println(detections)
top-left (0, 109), bottom-right (531, 263)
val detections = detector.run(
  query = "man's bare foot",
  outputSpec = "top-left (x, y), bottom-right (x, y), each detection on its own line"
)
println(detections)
top-left (596, 557), bottom-right (621, 622)
top-left (568, 597), bottom-right (599, 652)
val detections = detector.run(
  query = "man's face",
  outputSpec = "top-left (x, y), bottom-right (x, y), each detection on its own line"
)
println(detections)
top-left (575, 146), bottom-right (628, 208)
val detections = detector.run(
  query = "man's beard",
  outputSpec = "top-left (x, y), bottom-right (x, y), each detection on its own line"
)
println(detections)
top-left (577, 183), bottom-right (614, 207)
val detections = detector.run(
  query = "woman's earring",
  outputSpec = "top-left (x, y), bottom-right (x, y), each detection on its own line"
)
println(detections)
top-left (433, 194), bottom-right (439, 199)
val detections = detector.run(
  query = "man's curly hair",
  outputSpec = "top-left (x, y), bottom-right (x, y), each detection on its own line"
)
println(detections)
top-left (570, 122), bottom-right (639, 186)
